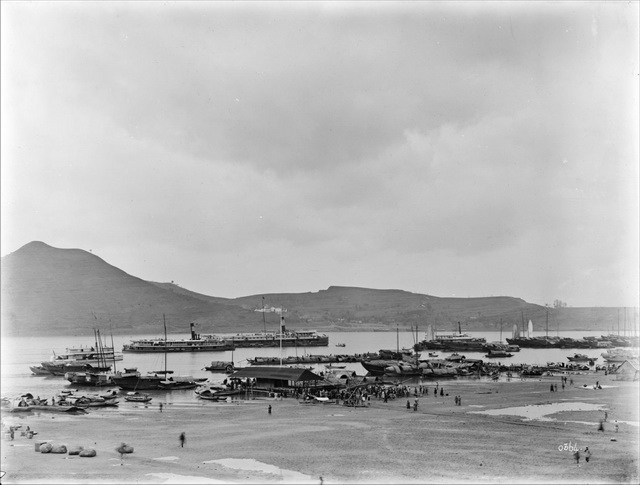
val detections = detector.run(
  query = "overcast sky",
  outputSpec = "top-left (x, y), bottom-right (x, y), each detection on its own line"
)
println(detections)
top-left (1, 2), bottom-right (638, 308)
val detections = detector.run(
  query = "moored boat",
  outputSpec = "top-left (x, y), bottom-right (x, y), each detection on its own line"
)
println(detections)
top-left (111, 367), bottom-right (165, 391)
top-left (485, 350), bottom-right (513, 358)
top-left (29, 365), bottom-right (52, 376)
top-left (567, 353), bottom-right (597, 362)
top-left (414, 323), bottom-right (487, 352)
top-left (123, 323), bottom-right (235, 353)
top-left (601, 348), bottom-right (637, 363)
top-left (124, 392), bottom-right (152, 403)
top-left (204, 361), bottom-right (235, 373)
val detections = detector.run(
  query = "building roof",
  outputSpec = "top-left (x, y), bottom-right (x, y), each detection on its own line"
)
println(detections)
top-left (231, 366), bottom-right (323, 381)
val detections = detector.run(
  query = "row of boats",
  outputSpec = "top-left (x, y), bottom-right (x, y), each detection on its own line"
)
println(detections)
top-left (413, 328), bottom-right (639, 352)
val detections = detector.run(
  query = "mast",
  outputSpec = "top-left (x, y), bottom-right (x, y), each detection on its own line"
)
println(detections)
top-left (279, 312), bottom-right (284, 366)
top-left (545, 308), bottom-right (549, 339)
top-left (396, 324), bottom-right (399, 353)
top-left (262, 296), bottom-right (266, 333)
top-left (499, 318), bottom-right (503, 343)
top-left (163, 314), bottom-right (167, 375)
top-left (110, 324), bottom-right (117, 373)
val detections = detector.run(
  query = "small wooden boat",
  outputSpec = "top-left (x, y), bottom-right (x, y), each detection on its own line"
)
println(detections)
top-left (567, 353), bottom-right (596, 362)
top-left (205, 361), bottom-right (235, 373)
top-left (195, 389), bottom-right (221, 401)
top-left (124, 392), bottom-right (152, 403)
top-left (29, 365), bottom-right (52, 375)
top-left (299, 396), bottom-right (336, 405)
top-left (335, 343), bottom-right (346, 347)
top-left (485, 350), bottom-right (513, 358)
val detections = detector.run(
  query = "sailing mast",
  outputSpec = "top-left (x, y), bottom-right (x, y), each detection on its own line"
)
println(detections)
top-left (279, 311), bottom-right (284, 366)
top-left (163, 314), bottom-right (167, 376)
top-left (545, 308), bottom-right (549, 339)
top-left (499, 318), bottom-right (503, 343)
top-left (262, 296), bottom-right (266, 333)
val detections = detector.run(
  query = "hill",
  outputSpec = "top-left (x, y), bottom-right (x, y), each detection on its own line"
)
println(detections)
top-left (0, 241), bottom-right (628, 337)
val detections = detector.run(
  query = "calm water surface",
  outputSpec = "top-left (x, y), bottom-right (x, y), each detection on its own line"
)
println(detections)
top-left (1, 330), bottom-right (635, 400)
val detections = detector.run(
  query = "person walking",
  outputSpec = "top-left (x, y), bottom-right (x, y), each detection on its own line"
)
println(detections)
top-left (268, 405), bottom-right (272, 414)
top-left (440, 387), bottom-right (444, 397)
top-left (584, 447), bottom-right (591, 463)
top-left (179, 432), bottom-right (186, 448)
top-left (574, 448), bottom-right (581, 466)
top-left (159, 403), bottom-right (163, 413)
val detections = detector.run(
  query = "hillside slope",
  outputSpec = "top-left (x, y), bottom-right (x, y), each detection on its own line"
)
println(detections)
top-left (0, 242), bottom-right (249, 336)
top-left (1, 242), bottom-right (628, 337)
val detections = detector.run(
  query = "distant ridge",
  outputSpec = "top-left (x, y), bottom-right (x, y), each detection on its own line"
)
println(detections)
top-left (1, 241), bottom-right (625, 337)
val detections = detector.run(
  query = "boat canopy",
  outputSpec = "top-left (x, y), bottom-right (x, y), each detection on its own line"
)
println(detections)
top-left (231, 366), bottom-right (322, 382)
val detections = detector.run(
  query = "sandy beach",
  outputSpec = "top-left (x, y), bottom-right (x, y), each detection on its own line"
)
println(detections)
top-left (1, 372), bottom-right (638, 484)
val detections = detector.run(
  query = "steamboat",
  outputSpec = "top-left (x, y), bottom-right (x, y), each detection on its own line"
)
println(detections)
top-left (122, 323), bottom-right (235, 352)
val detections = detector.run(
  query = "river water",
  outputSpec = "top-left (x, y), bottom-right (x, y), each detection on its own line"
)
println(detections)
top-left (1, 330), bottom-right (636, 401)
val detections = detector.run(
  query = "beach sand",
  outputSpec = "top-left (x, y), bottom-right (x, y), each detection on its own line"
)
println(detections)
top-left (1, 372), bottom-right (638, 484)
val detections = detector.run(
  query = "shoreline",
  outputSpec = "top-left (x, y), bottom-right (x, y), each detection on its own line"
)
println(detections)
top-left (1, 372), bottom-right (638, 484)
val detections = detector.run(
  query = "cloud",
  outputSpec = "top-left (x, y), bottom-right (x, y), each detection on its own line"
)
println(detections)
top-left (1, 2), bottom-right (638, 306)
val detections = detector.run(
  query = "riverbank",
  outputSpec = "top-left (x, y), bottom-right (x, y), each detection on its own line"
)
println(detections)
top-left (1, 372), bottom-right (638, 484)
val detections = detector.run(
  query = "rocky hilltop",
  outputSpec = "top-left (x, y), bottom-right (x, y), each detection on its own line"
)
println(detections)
top-left (0, 241), bottom-right (627, 337)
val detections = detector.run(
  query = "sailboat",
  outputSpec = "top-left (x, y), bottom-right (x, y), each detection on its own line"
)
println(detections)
top-left (158, 316), bottom-right (198, 390)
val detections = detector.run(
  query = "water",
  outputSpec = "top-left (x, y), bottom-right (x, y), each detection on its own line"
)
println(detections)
top-left (1, 330), bottom-right (635, 400)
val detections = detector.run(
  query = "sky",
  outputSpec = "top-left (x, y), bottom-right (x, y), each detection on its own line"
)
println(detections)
top-left (1, 2), bottom-right (638, 308)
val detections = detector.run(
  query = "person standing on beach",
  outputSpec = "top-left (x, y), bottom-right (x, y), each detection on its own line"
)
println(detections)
top-left (598, 420), bottom-right (605, 432)
top-left (179, 432), bottom-right (186, 448)
top-left (406, 400), bottom-right (411, 409)
top-left (574, 449), bottom-right (581, 466)
top-left (159, 403), bottom-right (163, 413)
top-left (604, 411), bottom-right (608, 422)
top-left (584, 447), bottom-right (591, 463)
top-left (440, 387), bottom-right (444, 397)
top-left (268, 405), bottom-right (272, 414)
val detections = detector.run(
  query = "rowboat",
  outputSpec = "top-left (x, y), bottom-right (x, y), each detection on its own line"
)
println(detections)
top-left (124, 392), bottom-right (152, 403)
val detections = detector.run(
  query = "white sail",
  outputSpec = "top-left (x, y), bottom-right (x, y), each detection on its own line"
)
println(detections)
top-left (512, 324), bottom-right (519, 339)
top-left (426, 324), bottom-right (434, 341)
top-left (528, 320), bottom-right (534, 338)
